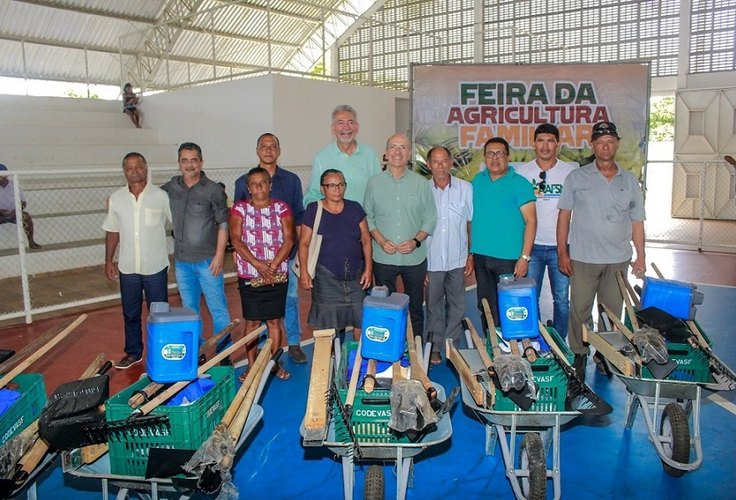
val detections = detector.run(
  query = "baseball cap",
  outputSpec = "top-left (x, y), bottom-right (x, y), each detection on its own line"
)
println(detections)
top-left (591, 121), bottom-right (619, 140)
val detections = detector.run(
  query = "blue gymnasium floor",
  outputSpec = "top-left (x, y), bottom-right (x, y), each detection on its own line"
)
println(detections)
top-left (31, 283), bottom-right (736, 499)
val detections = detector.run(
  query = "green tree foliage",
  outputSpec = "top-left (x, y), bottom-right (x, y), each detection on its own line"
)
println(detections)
top-left (649, 96), bottom-right (674, 142)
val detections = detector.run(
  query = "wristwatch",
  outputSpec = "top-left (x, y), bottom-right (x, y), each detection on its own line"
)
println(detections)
top-left (413, 238), bottom-right (422, 248)
top-left (520, 254), bottom-right (531, 262)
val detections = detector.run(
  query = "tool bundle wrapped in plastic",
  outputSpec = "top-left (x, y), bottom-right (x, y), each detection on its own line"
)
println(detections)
top-left (388, 379), bottom-right (439, 433)
top-left (632, 326), bottom-right (669, 365)
top-left (493, 354), bottom-right (538, 397)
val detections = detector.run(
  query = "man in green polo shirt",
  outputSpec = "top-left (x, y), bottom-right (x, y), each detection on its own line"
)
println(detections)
top-left (363, 133), bottom-right (437, 339)
top-left (471, 137), bottom-right (537, 328)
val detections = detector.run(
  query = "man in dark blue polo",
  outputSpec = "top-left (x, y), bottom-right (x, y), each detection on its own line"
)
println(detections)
top-left (233, 133), bottom-right (308, 363)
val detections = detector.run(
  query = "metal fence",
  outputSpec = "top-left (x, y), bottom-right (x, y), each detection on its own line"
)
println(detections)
top-left (0, 160), bottom-right (733, 324)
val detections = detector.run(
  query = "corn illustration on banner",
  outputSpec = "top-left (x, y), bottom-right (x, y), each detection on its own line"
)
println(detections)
top-left (411, 63), bottom-right (650, 181)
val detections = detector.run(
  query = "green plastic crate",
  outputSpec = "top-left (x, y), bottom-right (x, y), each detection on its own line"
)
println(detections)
top-left (642, 342), bottom-right (710, 382)
top-left (106, 366), bottom-right (235, 477)
top-left (333, 341), bottom-right (410, 444)
top-left (0, 373), bottom-right (46, 446)
top-left (487, 327), bottom-right (570, 412)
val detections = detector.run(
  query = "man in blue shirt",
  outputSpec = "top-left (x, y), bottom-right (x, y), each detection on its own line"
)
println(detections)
top-left (471, 137), bottom-right (537, 328)
top-left (233, 133), bottom-right (308, 363)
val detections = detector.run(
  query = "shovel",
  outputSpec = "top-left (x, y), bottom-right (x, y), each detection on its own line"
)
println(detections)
top-left (481, 299), bottom-right (536, 409)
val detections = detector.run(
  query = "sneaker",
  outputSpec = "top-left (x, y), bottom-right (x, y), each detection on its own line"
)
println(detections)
top-left (288, 345), bottom-right (308, 364)
top-left (116, 354), bottom-right (142, 370)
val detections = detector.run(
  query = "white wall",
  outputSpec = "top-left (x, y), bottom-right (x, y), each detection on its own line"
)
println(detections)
top-left (144, 74), bottom-right (406, 169)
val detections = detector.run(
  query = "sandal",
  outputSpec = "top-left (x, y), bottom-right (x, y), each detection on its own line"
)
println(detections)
top-left (238, 369), bottom-right (249, 383)
top-left (272, 361), bottom-right (290, 380)
top-left (430, 351), bottom-right (443, 366)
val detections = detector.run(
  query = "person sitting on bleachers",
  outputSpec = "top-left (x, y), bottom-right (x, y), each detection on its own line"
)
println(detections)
top-left (0, 163), bottom-right (41, 250)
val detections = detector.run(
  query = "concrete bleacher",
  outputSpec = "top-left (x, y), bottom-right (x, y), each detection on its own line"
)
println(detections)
top-left (0, 94), bottom-right (178, 278)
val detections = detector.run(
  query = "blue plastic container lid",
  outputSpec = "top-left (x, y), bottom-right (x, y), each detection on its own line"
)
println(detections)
top-left (148, 302), bottom-right (200, 323)
top-left (498, 276), bottom-right (537, 291)
top-left (363, 291), bottom-right (409, 310)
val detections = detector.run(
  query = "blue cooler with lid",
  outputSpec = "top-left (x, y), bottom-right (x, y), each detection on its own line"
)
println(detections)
top-left (497, 277), bottom-right (540, 341)
top-left (145, 302), bottom-right (201, 383)
top-left (641, 277), bottom-right (704, 320)
top-left (360, 287), bottom-right (409, 362)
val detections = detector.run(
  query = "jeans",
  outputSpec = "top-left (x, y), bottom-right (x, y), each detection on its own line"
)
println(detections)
top-left (372, 260), bottom-right (428, 340)
top-left (527, 244), bottom-right (570, 339)
top-left (426, 267), bottom-right (466, 354)
top-left (119, 267), bottom-right (168, 358)
top-left (175, 258), bottom-right (231, 352)
top-left (285, 257), bottom-right (302, 346)
top-left (473, 254), bottom-right (516, 330)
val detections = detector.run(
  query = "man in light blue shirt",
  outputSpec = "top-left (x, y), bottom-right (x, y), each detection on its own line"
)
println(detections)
top-left (425, 146), bottom-right (473, 364)
top-left (363, 133), bottom-right (437, 339)
top-left (304, 105), bottom-right (381, 206)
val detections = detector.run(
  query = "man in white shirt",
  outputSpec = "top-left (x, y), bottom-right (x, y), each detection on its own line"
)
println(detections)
top-left (103, 152), bottom-right (172, 369)
top-left (425, 146), bottom-right (473, 365)
top-left (516, 124), bottom-right (576, 341)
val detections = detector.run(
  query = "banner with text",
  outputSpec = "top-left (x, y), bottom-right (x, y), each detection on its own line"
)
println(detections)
top-left (412, 63), bottom-right (649, 180)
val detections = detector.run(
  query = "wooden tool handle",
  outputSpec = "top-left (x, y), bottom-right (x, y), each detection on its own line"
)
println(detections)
top-left (584, 325), bottom-right (637, 376)
top-left (465, 317), bottom-right (494, 371)
top-left (0, 317), bottom-right (75, 375)
top-left (445, 339), bottom-right (486, 407)
top-left (686, 320), bottom-right (710, 350)
top-left (481, 298), bottom-right (502, 358)
top-left (521, 339), bottom-right (537, 362)
top-left (221, 339), bottom-right (272, 428)
top-left (0, 314), bottom-right (87, 391)
top-left (651, 262), bottom-right (665, 279)
top-left (615, 271), bottom-right (639, 330)
top-left (304, 329), bottom-right (336, 433)
top-left (137, 324), bottom-right (266, 416)
top-left (228, 343), bottom-right (273, 443)
top-left (363, 359), bottom-right (378, 394)
top-left (79, 353), bottom-right (106, 380)
top-left (198, 319), bottom-right (241, 363)
top-left (345, 338), bottom-right (363, 408)
top-left (537, 321), bottom-right (570, 367)
top-left (405, 320), bottom-right (434, 394)
top-left (599, 303), bottom-right (643, 367)
top-left (600, 303), bottom-right (635, 341)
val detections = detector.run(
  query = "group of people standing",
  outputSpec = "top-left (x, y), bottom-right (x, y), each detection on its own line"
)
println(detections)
top-left (103, 102), bottom-right (646, 383)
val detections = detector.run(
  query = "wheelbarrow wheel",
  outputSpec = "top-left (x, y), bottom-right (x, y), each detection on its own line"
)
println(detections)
top-left (364, 465), bottom-right (384, 500)
top-left (661, 402), bottom-right (690, 477)
top-left (519, 433), bottom-right (546, 500)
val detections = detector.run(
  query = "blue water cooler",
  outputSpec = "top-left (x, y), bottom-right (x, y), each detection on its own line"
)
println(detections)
top-left (145, 302), bottom-right (200, 383)
top-left (497, 277), bottom-right (540, 340)
top-left (641, 277), bottom-right (704, 320)
top-left (360, 287), bottom-right (409, 362)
